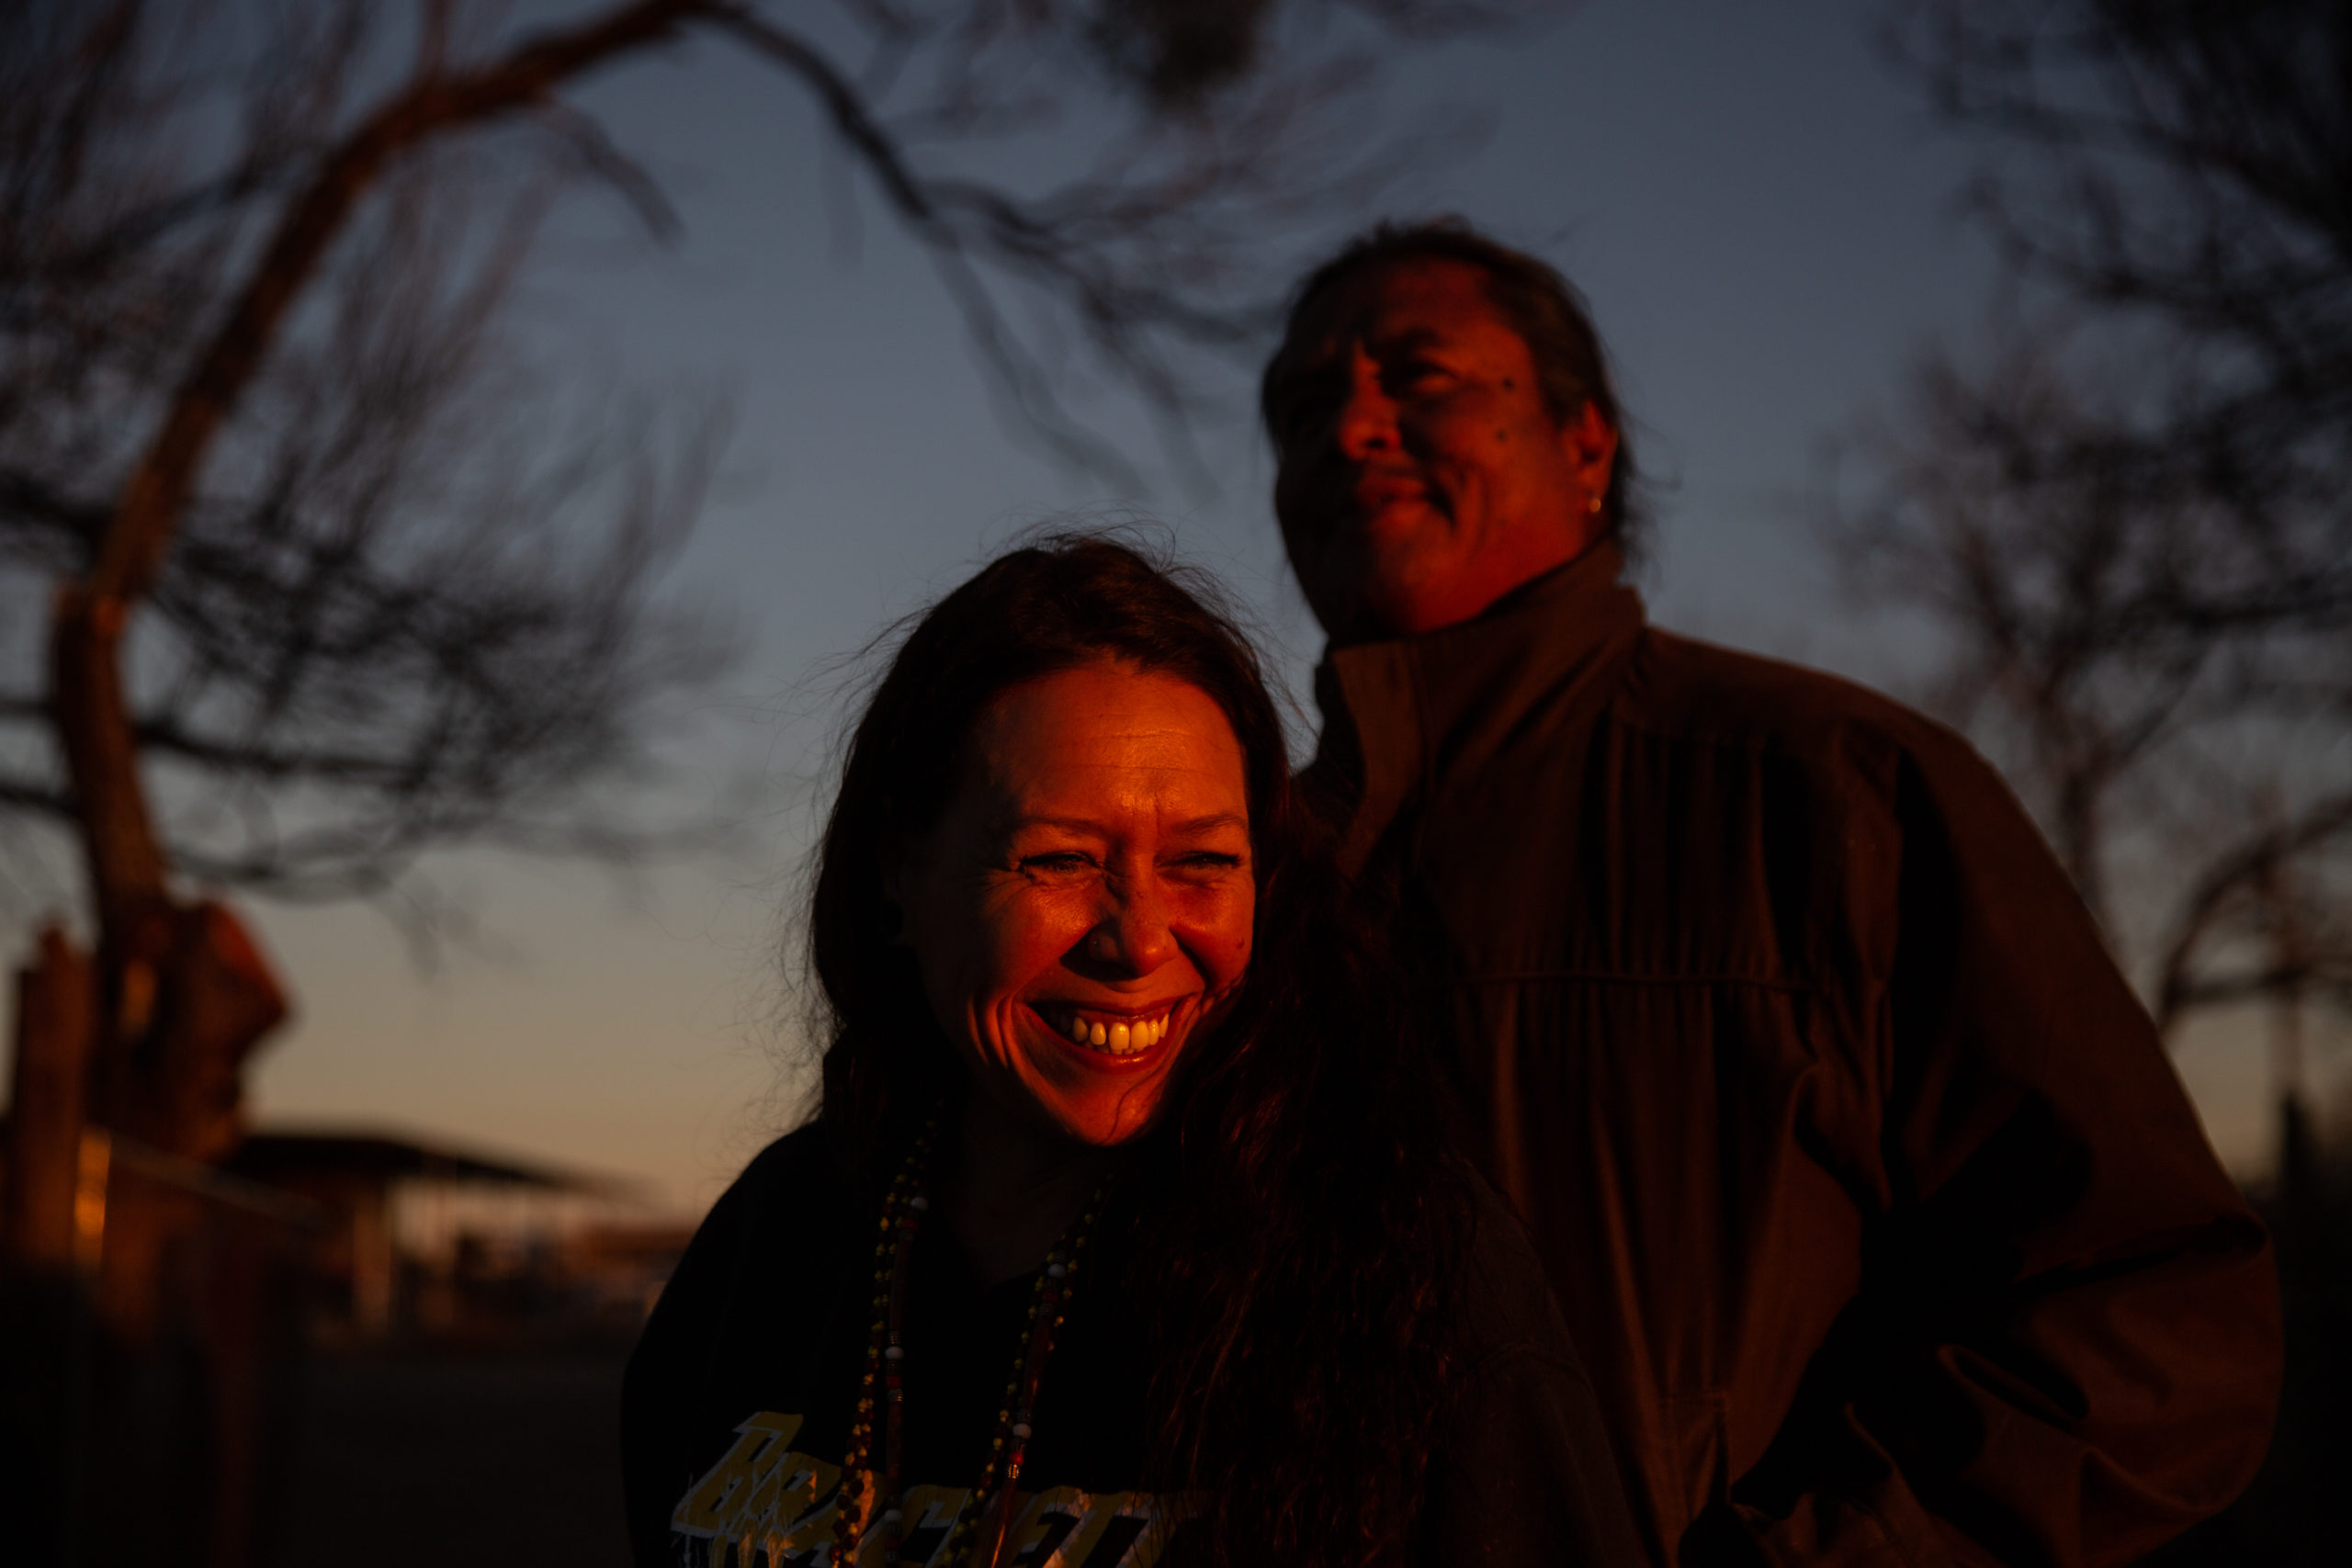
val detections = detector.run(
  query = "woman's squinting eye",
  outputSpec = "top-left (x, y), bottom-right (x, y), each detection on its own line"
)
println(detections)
top-left (1017, 851), bottom-right (1093, 876)
top-left (1169, 851), bottom-right (1246, 878)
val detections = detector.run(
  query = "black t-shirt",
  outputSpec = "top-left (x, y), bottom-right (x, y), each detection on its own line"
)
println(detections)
top-left (621, 1122), bottom-right (1642, 1568)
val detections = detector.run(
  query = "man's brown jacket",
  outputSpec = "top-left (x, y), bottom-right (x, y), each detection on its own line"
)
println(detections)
top-left (1306, 544), bottom-right (2280, 1568)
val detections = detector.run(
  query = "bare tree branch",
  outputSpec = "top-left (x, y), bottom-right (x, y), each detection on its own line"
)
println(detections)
top-left (2154, 786), bottom-right (2352, 1032)
top-left (6, 0), bottom-right (1540, 938)
top-left (93, 0), bottom-right (709, 608)
top-left (1837, 0), bottom-right (2352, 1039)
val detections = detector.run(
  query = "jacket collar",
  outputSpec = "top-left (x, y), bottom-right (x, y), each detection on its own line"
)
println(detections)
top-left (1306, 540), bottom-right (1646, 874)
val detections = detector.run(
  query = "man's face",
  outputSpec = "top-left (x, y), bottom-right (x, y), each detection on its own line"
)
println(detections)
top-left (1267, 257), bottom-right (1617, 643)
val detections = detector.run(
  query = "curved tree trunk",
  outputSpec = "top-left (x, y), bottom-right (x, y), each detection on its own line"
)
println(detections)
top-left (40, 0), bottom-right (708, 1157)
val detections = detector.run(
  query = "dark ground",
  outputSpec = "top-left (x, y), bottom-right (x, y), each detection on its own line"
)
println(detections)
top-left (259, 1342), bottom-right (634, 1568)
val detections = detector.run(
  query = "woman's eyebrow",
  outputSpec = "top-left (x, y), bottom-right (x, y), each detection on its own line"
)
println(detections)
top-left (996, 814), bottom-right (1111, 835)
top-left (1170, 813), bottom-right (1250, 835)
top-left (996, 812), bottom-right (1247, 835)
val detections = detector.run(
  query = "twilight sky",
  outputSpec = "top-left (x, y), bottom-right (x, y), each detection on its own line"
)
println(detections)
top-left (180, 0), bottom-right (2279, 1208)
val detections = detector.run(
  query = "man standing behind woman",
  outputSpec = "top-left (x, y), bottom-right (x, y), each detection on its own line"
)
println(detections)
top-left (1259, 219), bottom-right (2280, 1567)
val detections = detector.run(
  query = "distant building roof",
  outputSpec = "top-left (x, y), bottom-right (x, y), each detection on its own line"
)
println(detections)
top-left (226, 1126), bottom-right (640, 1197)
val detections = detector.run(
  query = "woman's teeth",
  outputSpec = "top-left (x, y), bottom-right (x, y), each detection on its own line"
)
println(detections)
top-left (1057, 1010), bottom-right (1171, 1056)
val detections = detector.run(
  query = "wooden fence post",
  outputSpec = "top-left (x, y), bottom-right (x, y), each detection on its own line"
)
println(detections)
top-left (5, 926), bottom-right (95, 1272)
top-left (3, 925), bottom-right (98, 1565)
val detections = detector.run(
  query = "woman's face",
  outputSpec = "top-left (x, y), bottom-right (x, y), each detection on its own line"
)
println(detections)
top-left (895, 661), bottom-right (1256, 1146)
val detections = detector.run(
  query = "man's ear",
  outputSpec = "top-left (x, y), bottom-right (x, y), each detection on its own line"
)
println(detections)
top-left (1558, 399), bottom-right (1620, 505)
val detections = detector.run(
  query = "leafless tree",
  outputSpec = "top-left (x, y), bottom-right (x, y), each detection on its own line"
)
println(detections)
top-left (0, 0), bottom-right (1536, 1162)
top-left (1825, 0), bottom-right (2352, 1066)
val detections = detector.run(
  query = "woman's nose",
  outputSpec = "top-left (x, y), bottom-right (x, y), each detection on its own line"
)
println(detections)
top-left (1335, 345), bottom-right (1398, 460)
top-left (1083, 881), bottom-right (1177, 976)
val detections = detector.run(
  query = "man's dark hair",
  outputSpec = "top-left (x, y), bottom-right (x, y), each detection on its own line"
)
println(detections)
top-left (1262, 217), bottom-right (1647, 558)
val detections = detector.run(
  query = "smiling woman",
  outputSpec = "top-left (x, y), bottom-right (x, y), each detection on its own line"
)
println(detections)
top-left (619, 536), bottom-right (1643, 1568)
top-left (893, 664), bottom-right (1256, 1156)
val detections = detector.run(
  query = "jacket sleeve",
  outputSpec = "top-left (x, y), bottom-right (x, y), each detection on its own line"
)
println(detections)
top-left (1426, 1186), bottom-right (1648, 1568)
top-left (1713, 730), bottom-right (2281, 1568)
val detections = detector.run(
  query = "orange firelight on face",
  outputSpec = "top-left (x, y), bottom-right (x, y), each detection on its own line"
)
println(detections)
top-left (891, 661), bottom-right (1256, 1147)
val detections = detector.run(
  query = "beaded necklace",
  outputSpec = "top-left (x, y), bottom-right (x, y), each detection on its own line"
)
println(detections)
top-left (834, 1116), bottom-right (1110, 1568)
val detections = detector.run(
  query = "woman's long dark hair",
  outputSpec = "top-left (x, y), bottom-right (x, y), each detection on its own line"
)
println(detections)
top-left (808, 533), bottom-right (1467, 1566)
